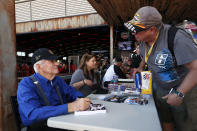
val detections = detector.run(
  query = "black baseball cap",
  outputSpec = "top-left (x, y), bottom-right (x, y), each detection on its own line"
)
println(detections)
top-left (32, 48), bottom-right (60, 65)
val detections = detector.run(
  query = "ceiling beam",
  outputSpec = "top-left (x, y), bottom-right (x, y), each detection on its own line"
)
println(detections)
top-left (16, 13), bottom-right (107, 34)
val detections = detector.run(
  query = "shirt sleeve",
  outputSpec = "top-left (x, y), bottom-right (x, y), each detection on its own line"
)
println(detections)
top-left (174, 29), bottom-right (197, 65)
top-left (17, 77), bottom-right (68, 126)
top-left (70, 69), bottom-right (85, 85)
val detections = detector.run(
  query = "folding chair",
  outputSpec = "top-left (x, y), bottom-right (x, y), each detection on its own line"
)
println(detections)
top-left (10, 96), bottom-right (63, 131)
top-left (10, 96), bottom-right (30, 131)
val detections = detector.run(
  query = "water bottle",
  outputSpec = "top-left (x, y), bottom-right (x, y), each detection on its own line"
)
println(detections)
top-left (108, 75), bottom-right (116, 94)
top-left (135, 73), bottom-right (141, 93)
top-left (112, 75), bottom-right (118, 93)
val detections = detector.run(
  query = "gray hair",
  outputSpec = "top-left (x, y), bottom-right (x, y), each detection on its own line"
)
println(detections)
top-left (33, 60), bottom-right (45, 73)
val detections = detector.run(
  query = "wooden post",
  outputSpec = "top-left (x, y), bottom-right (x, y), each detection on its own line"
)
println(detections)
top-left (0, 0), bottom-right (17, 131)
top-left (110, 25), bottom-right (114, 64)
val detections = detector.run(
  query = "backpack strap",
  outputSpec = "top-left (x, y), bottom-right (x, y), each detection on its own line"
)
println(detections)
top-left (168, 26), bottom-right (179, 67)
top-left (29, 75), bottom-right (50, 106)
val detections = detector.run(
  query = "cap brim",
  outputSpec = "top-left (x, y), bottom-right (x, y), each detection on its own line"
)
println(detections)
top-left (124, 22), bottom-right (148, 34)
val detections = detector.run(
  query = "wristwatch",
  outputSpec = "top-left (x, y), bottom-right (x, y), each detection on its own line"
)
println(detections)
top-left (175, 90), bottom-right (184, 98)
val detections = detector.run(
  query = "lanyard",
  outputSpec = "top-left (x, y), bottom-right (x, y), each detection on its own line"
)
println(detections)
top-left (145, 32), bottom-right (159, 63)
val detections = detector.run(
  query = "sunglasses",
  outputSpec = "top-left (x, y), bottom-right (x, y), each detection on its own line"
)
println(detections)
top-left (132, 26), bottom-right (152, 35)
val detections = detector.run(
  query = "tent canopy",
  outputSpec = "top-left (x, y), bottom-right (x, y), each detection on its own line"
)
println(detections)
top-left (88, 0), bottom-right (197, 26)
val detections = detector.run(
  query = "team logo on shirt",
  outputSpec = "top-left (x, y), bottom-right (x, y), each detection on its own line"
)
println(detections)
top-left (155, 49), bottom-right (179, 83)
top-left (155, 54), bottom-right (168, 65)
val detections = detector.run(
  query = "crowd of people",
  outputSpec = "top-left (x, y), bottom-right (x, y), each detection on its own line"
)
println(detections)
top-left (16, 6), bottom-right (197, 131)
top-left (17, 63), bottom-right (34, 77)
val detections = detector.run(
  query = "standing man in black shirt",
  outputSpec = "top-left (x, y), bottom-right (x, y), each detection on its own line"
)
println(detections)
top-left (102, 57), bottom-right (126, 87)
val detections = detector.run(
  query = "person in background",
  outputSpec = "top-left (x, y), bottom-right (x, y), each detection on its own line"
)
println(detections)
top-left (123, 58), bottom-right (134, 78)
top-left (135, 42), bottom-right (140, 55)
top-left (102, 57), bottom-right (126, 88)
top-left (17, 48), bottom-right (90, 131)
top-left (101, 59), bottom-right (110, 71)
top-left (123, 58), bottom-right (132, 73)
top-left (21, 63), bottom-right (30, 76)
top-left (58, 62), bottom-right (68, 74)
top-left (70, 60), bottom-right (77, 73)
top-left (131, 43), bottom-right (142, 68)
top-left (17, 63), bottom-right (21, 77)
top-left (125, 6), bottom-right (197, 131)
top-left (70, 54), bottom-right (107, 97)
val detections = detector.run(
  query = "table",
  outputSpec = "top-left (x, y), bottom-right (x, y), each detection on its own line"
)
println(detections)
top-left (47, 94), bottom-right (162, 131)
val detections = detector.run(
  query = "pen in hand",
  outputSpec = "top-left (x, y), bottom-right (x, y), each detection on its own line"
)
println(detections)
top-left (169, 88), bottom-right (173, 94)
top-left (76, 96), bottom-right (91, 111)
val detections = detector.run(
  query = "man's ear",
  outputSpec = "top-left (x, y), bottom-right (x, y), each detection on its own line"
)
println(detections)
top-left (149, 26), bottom-right (154, 31)
top-left (35, 64), bottom-right (40, 70)
top-left (150, 26), bottom-right (157, 32)
top-left (149, 26), bottom-right (157, 35)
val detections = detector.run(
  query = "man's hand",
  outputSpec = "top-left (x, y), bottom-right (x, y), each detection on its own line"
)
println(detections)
top-left (68, 98), bottom-right (91, 112)
top-left (76, 98), bottom-right (91, 111)
top-left (132, 68), bottom-right (143, 78)
top-left (162, 93), bottom-right (183, 106)
top-left (132, 59), bottom-right (145, 78)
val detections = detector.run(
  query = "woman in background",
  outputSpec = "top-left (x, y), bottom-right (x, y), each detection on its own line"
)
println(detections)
top-left (70, 54), bottom-right (106, 97)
